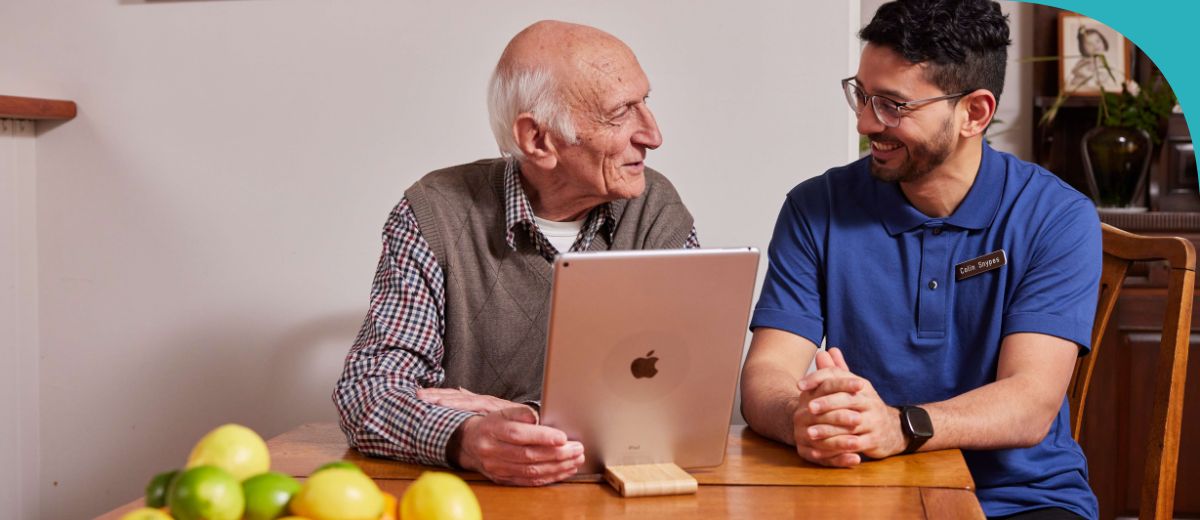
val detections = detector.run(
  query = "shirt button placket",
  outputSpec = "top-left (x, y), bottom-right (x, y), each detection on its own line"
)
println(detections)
top-left (917, 224), bottom-right (948, 338)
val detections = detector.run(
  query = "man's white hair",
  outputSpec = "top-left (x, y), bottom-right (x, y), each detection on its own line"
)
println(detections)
top-left (487, 65), bottom-right (577, 159)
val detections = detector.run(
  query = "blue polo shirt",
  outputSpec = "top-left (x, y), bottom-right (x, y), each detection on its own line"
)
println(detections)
top-left (751, 142), bottom-right (1101, 519)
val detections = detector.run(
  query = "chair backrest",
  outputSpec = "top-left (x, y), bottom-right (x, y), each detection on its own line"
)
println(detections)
top-left (1068, 223), bottom-right (1195, 520)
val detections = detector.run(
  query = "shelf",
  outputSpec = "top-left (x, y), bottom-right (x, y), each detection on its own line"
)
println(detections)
top-left (1034, 95), bottom-right (1102, 109)
top-left (0, 95), bottom-right (77, 121)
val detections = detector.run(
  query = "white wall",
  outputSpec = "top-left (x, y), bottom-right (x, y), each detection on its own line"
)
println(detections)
top-left (0, 1), bottom-right (859, 518)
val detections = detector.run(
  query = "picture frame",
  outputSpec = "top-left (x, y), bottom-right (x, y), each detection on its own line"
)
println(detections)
top-left (1058, 12), bottom-right (1131, 96)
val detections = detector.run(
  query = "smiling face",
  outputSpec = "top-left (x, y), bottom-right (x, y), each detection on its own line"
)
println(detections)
top-left (553, 42), bottom-right (662, 202)
top-left (854, 43), bottom-right (961, 184)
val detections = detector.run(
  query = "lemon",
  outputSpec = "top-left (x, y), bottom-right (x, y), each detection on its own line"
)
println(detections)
top-left (119, 507), bottom-right (173, 520)
top-left (399, 472), bottom-right (481, 520)
top-left (187, 424), bottom-right (270, 481)
top-left (314, 460), bottom-right (363, 474)
top-left (379, 491), bottom-right (398, 520)
top-left (168, 465), bottom-right (245, 520)
top-left (290, 468), bottom-right (384, 520)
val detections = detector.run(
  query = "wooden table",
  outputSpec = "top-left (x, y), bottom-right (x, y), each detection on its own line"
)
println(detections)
top-left (100, 423), bottom-right (983, 519)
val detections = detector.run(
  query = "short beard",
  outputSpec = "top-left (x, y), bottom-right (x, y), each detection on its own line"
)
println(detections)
top-left (868, 116), bottom-right (956, 183)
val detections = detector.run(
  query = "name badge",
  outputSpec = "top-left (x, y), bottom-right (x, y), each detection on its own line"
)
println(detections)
top-left (955, 250), bottom-right (1007, 281)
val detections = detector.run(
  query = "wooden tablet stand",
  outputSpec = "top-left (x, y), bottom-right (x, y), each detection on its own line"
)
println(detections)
top-left (603, 463), bottom-right (698, 497)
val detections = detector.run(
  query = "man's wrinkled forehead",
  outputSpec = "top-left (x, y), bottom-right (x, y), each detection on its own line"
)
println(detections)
top-left (568, 39), bottom-right (639, 84)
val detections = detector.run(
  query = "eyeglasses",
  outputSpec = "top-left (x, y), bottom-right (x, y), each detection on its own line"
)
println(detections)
top-left (841, 77), bottom-right (970, 128)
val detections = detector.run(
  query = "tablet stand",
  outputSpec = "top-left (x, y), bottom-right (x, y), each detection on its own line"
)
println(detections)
top-left (603, 462), bottom-right (698, 497)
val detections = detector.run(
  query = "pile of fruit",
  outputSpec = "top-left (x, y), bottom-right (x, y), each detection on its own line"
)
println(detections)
top-left (120, 424), bottom-right (481, 520)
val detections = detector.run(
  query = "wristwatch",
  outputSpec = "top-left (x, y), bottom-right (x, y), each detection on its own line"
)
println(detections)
top-left (897, 405), bottom-right (933, 454)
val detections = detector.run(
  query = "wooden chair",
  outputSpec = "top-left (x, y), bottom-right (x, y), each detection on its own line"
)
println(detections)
top-left (1068, 223), bottom-right (1195, 520)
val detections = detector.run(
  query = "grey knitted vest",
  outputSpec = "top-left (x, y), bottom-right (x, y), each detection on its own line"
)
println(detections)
top-left (404, 158), bottom-right (694, 404)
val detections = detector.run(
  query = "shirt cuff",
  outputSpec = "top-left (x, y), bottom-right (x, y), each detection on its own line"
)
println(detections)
top-left (750, 308), bottom-right (824, 347)
top-left (1002, 312), bottom-right (1093, 353)
top-left (416, 406), bottom-right (480, 467)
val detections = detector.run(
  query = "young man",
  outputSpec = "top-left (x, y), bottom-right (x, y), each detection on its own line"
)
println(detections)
top-left (740, 1), bottom-right (1100, 518)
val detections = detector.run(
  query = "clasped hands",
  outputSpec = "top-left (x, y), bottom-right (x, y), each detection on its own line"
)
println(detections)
top-left (792, 347), bottom-right (906, 467)
top-left (417, 387), bottom-right (584, 486)
top-left (415, 347), bottom-right (906, 484)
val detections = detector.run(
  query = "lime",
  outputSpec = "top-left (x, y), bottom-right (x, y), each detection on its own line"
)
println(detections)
top-left (168, 465), bottom-right (245, 520)
top-left (187, 424), bottom-right (270, 481)
top-left (399, 472), bottom-right (481, 520)
top-left (314, 460), bottom-right (363, 474)
top-left (243, 471), bottom-right (302, 520)
top-left (289, 468), bottom-right (384, 520)
top-left (144, 469), bottom-right (179, 508)
top-left (119, 508), bottom-right (173, 520)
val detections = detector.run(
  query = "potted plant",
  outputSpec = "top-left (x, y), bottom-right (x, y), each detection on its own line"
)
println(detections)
top-left (1039, 61), bottom-right (1177, 209)
top-left (1082, 77), bottom-right (1177, 209)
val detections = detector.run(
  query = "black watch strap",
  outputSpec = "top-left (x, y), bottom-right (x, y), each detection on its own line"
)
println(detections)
top-left (897, 405), bottom-right (933, 454)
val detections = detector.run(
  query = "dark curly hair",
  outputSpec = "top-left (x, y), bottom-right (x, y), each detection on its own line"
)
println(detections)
top-left (860, 0), bottom-right (1011, 104)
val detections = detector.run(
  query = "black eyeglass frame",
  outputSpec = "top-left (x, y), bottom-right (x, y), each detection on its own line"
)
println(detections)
top-left (841, 76), bottom-right (972, 128)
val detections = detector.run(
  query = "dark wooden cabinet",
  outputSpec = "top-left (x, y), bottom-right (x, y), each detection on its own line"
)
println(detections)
top-left (1152, 114), bottom-right (1198, 212)
top-left (1085, 211), bottom-right (1200, 519)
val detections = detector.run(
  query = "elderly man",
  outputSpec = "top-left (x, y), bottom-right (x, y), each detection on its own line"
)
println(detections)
top-left (333, 20), bottom-right (698, 487)
top-left (741, 1), bottom-right (1100, 519)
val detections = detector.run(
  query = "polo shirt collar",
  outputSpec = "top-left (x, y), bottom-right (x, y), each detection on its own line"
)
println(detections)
top-left (874, 141), bottom-right (1004, 236)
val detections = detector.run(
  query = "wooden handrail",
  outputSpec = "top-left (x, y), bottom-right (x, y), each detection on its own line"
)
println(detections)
top-left (0, 95), bottom-right (76, 121)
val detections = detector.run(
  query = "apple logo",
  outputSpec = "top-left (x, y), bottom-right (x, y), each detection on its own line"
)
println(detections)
top-left (630, 350), bottom-right (659, 379)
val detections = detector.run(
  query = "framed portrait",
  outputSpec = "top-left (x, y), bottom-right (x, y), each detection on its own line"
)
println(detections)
top-left (1058, 13), bottom-right (1131, 96)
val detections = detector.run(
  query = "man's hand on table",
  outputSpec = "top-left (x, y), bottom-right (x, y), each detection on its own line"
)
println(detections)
top-left (792, 348), bottom-right (906, 467)
top-left (450, 406), bottom-right (585, 487)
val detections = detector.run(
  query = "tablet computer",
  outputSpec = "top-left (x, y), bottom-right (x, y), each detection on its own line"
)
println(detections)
top-left (539, 247), bottom-right (760, 475)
